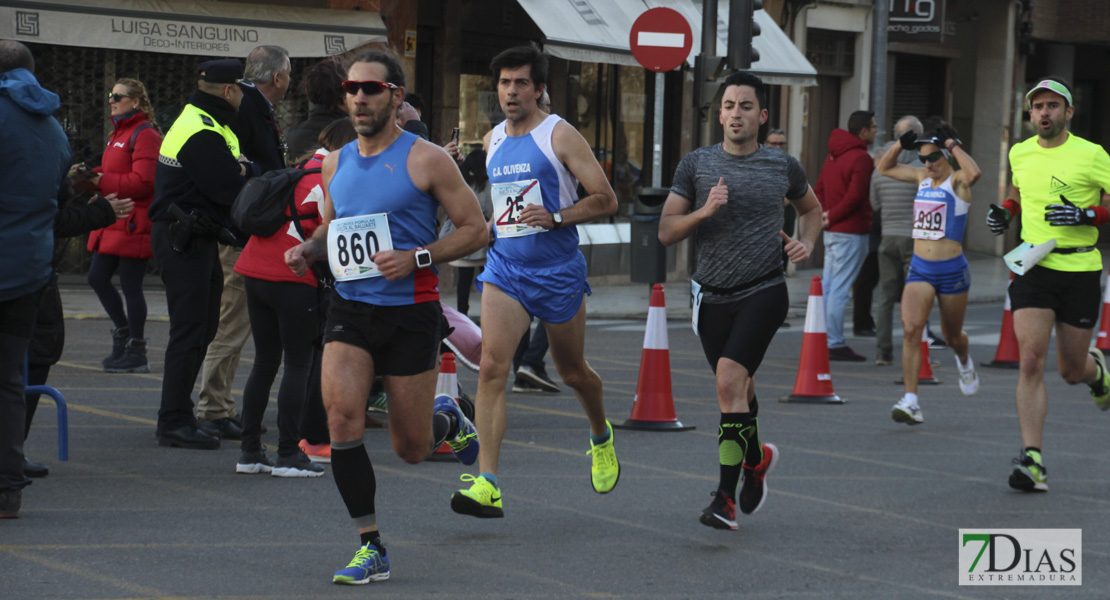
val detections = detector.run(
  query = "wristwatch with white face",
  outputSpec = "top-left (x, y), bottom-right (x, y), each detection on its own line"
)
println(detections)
top-left (551, 211), bottom-right (564, 230)
top-left (414, 247), bottom-right (432, 268)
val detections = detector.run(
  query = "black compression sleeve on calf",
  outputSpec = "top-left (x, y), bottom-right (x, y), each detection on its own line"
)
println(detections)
top-left (718, 413), bottom-right (745, 498)
top-left (332, 442), bottom-right (376, 523)
top-left (738, 412), bottom-right (763, 468)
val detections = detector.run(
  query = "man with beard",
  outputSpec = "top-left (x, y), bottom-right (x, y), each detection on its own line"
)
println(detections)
top-left (659, 71), bottom-right (821, 529)
top-left (449, 44), bottom-right (621, 521)
top-left (148, 59), bottom-right (259, 450)
top-left (988, 76), bottom-right (1110, 492)
top-left (283, 48), bottom-right (487, 584)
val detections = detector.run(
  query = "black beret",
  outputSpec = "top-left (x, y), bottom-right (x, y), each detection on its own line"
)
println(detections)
top-left (197, 59), bottom-right (243, 84)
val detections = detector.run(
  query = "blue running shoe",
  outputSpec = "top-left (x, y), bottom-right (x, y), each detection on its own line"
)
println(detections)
top-left (333, 543), bottom-right (389, 585)
top-left (434, 394), bottom-right (480, 465)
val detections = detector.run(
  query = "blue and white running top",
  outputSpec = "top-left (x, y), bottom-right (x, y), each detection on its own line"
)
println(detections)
top-left (912, 174), bottom-right (969, 243)
top-left (486, 114), bottom-right (580, 264)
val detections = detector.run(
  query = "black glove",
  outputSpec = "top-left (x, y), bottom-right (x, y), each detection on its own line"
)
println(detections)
top-left (934, 125), bottom-right (961, 149)
top-left (1045, 195), bottom-right (1095, 226)
top-left (986, 204), bottom-right (1012, 235)
top-left (898, 129), bottom-right (918, 151)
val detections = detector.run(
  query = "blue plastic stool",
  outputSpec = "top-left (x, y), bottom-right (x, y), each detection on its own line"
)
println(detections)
top-left (22, 355), bottom-right (68, 462)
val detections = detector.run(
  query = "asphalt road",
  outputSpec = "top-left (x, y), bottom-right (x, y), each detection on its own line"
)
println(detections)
top-left (3, 303), bottom-right (1108, 599)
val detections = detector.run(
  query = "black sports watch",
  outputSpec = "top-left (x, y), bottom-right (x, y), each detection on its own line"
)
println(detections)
top-left (551, 211), bottom-right (564, 230)
top-left (414, 247), bottom-right (432, 268)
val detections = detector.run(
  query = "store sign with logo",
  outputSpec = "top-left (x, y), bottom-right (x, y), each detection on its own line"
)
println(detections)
top-left (959, 529), bottom-right (1081, 586)
top-left (888, 0), bottom-right (946, 43)
top-left (0, 0), bottom-right (385, 58)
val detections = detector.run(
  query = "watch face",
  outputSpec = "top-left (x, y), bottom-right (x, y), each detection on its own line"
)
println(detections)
top-left (554, 213), bottom-right (563, 224)
top-left (416, 249), bottom-right (432, 268)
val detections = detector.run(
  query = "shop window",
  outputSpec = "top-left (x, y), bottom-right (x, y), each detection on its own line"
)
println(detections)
top-left (567, 62), bottom-right (646, 213)
top-left (458, 73), bottom-right (502, 157)
top-left (806, 29), bottom-right (855, 78)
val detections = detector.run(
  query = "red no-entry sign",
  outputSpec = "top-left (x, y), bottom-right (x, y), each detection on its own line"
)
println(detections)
top-left (629, 7), bottom-right (692, 72)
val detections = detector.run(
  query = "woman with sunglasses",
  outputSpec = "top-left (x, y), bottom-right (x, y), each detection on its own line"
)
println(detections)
top-left (877, 124), bottom-right (982, 425)
top-left (84, 79), bottom-right (162, 373)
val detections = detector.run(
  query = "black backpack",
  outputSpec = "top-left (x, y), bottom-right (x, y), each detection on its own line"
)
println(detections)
top-left (231, 166), bottom-right (321, 237)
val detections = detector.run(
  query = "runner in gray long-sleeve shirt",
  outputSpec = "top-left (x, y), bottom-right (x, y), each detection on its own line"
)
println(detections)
top-left (870, 116), bottom-right (924, 364)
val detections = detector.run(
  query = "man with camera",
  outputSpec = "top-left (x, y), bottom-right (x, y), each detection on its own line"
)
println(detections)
top-left (148, 58), bottom-right (259, 450)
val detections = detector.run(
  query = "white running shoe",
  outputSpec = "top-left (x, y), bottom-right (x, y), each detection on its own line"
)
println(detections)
top-left (891, 396), bottom-right (924, 425)
top-left (957, 355), bottom-right (980, 396)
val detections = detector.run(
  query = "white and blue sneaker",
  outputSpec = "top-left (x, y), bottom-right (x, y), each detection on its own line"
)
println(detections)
top-left (434, 394), bottom-right (480, 465)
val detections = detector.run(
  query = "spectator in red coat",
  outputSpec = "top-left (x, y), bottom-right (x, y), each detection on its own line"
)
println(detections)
top-left (82, 78), bottom-right (162, 373)
top-left (814, 110), bottom-right (876, 361)
top-left (230, 118), bottom-right (357, 477)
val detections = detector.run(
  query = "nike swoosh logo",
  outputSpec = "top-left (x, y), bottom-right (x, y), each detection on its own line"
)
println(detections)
top-left (490, 494), bottom-right (501, 502)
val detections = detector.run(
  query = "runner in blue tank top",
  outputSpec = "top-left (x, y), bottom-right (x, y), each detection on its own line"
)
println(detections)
top-left (877, 124), bottom-right (982, 426)
top-left (451, 44), bottom-right (622, 520)
top-left (284, 50), bottom-right (488, 586)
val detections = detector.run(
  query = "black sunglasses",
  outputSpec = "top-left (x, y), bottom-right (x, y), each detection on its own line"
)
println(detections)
top-left (107, 93), bottom-right (130, 103)
top-left (918, 151), bottom-right (945, 164)
top-left (341, 80), bottom-right (398, 96)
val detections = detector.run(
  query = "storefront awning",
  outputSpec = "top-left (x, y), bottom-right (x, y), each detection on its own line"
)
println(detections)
top-left (514, 0), bottom-right (816, 86)
top-left (658, 0), bottom-right (818, 86)
top-left (514, 0), bottom-right (644, 68)
top-left (0, 0), bottom-right (387, 58)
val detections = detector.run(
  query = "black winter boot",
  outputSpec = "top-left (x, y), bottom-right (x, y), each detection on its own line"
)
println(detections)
top-left (104, 338), bottom-right (149, 373)
top-left (101, 326), bottom-right (130, 369)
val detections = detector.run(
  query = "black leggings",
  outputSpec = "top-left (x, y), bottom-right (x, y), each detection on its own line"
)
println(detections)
top-left (697, 282), bottom-right (789, 376)
top-left (87, 253), bottom-right (148, 338)
top-left (240, 277), bottom-right (319, 456)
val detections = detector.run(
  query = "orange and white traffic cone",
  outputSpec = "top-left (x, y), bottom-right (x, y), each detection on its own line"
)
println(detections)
top-left (916, 327), bottom-right (941, 384)
top-left (615, 284), bottom-right (694, 431)
top-left (432, 352), bottom-right (458, 456)
top-left (1096, 274), bottom-right (1110, 352)
top-left (984, 273), bottom-right (1019, 368)
top-left (780, 276), bottom-right (843, 404)
top-left (436, 352), bottom-right (458, 398)
top-left (897, 327), bottom-right (940, 385)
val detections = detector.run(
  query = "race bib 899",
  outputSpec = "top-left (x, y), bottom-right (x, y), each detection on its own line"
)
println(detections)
top-left (912, 199), bottom-right (947, 240)
top-left (328, 213), bottom-right (394, 281)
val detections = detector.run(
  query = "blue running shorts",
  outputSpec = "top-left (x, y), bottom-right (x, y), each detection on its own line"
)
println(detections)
top-left (905, 253), bottom-right (971, 296)
top-left (477, 249), bottom-right (591, 324)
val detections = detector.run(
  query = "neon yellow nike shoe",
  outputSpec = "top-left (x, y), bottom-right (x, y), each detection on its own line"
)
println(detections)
top-left (450, 474), bottom-right (503, 518)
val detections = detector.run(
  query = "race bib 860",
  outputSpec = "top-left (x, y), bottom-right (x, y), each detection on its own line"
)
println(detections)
top-left (328, 213), bottom-right (393, 281)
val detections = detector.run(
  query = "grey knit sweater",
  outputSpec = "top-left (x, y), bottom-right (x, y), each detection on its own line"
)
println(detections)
top-left (870, 143), bottom-right (922, 238)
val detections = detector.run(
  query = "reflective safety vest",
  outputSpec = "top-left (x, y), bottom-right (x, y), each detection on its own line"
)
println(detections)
top-left (158, 103), bottom-right (240, 166)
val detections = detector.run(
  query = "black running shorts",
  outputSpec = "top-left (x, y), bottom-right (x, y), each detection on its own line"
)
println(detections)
top-left (1009, 266), bottom-right (1101, 329)
top-left (697, 281), bottom-right (789, 375)
top-left (323, 295), bottom-right (444, 376)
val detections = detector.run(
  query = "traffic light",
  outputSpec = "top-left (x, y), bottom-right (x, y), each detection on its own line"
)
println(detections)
top-left (728, 0), bottom-right (762, 70)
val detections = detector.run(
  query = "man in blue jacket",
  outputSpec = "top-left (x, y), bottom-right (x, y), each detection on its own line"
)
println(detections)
top-left (0, 40), bottom-right (72, 518)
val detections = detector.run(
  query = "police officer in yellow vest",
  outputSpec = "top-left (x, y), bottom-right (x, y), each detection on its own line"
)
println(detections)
top-left (149, 58), bottom-right (260, 450)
